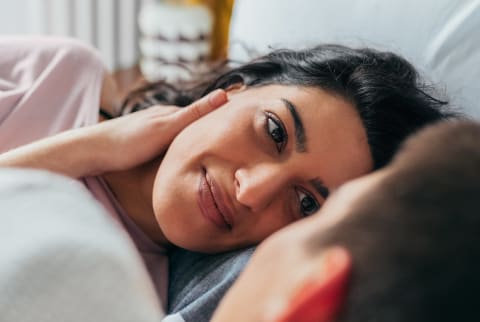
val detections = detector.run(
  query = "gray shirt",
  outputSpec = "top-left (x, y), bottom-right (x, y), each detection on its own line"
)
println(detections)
top-left (167, 247), bottom-right (255, 322)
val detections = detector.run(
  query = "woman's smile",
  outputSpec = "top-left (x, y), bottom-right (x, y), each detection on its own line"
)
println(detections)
top-left (198, 167), bottom-right (234, 231)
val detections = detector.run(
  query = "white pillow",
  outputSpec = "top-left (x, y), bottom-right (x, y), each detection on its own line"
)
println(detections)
top-left (229, 0), bottom-right (480, 118)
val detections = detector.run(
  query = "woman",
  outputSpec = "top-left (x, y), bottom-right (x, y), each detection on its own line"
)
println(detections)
top-left (0, 37), bottom-right (452, 307)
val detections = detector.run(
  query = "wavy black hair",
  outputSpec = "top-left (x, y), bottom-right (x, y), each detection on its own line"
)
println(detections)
top-left (122, 44), bottom-right (456, 169)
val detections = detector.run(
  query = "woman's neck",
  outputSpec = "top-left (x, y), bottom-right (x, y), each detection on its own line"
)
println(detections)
top-left (103, 156), bottom-right (170, 246)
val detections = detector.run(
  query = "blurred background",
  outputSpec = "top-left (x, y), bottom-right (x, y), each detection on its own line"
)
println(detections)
top-left (0, 0), bottom-right (142, 72)
top-left (0, 0), bottom-right (233, 86)
top-left (0, 0), bottom-right (479, 117)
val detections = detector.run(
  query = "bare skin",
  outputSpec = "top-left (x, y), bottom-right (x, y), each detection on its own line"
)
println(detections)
top-left (0, 83), bottom-right (228, 178)
top-left (104, 84), bottom-right (373, 252)
top-left (0, 76), bottom-right (372, 254)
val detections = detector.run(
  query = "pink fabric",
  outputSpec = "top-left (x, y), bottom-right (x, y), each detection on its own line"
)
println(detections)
top-left (0, 36), bottom-right (102, 151)
top-left (0, 36), bottom-right (167, 309)
top-left (83, 176), bottom-right (168, 307)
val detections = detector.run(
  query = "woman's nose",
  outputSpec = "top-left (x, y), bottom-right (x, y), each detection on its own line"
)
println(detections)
top-left (234, 165), bottom-right (286, 212)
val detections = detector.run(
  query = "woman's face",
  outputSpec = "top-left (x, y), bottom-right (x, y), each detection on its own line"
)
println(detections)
top-left (152, 84), bottom-right (372, 252)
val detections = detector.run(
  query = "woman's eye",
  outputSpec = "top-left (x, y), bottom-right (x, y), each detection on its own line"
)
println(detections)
top-left (296, 189), bottom-right (320, 217)
top-left (265, 113), bottom-right (287, 153)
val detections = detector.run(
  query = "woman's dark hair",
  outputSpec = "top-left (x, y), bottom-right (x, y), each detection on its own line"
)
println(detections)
top-left (122, 44), bottom-right (456, 169)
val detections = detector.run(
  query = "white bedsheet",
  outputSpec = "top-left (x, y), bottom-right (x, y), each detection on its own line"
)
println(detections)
top-left (0, 168), bottom-right (164, 322)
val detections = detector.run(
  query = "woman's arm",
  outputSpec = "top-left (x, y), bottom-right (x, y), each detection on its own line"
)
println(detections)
top-left (0, 127), bottom-right (100, 178)
top-left (0, 89), bottom-right (227, 178)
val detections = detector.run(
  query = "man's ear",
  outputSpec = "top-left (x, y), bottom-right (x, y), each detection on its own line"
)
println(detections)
top-left (274, 247), bottom-right (351, 322)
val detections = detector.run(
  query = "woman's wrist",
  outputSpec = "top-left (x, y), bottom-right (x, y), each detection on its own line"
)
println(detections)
top-left (0, 127), bottom-right (106, 178)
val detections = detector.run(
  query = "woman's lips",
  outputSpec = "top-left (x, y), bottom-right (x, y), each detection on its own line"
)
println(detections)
top-left (197, 168), bottom-right (233, 231)
top-left (207, 170), bottom-right (235, 228)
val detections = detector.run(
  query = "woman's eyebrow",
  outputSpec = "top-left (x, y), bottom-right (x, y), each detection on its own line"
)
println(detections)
top-left (310, 178), bottom-right (330, 199)
top-left (281, 98), bottom-right (306, 152)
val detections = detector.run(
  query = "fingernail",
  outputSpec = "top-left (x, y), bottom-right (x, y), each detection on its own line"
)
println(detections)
top-left (208, 89), bottom-right (227, 107)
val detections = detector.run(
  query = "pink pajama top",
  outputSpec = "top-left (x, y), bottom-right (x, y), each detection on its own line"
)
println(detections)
top-left (0, 36), bottom-right (168, 309)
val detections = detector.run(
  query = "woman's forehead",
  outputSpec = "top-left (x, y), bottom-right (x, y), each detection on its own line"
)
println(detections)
top-left (282, 87), bottom-right (372, 187)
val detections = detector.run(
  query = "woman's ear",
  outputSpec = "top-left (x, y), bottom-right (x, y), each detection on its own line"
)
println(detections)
top-left (224, 82), bottom-right (246, 95)
top-left (273, 246), bottom-right (352, 322)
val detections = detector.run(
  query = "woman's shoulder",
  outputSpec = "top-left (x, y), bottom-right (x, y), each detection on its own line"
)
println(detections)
top-left (0, 35), bottom-right (105, 92)
top-left (0, 36), bottom-right (106, 151)
top-left (0, 36), bottom-right (103, 74)
top-left (0, 35), bottom-right (102, 67)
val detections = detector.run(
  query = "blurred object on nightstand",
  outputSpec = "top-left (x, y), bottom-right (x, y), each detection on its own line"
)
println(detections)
top-left (204, 0), bottom-right (235, 60)
top-left (138, 0), bottom-right (214, 82)
top-left (138, 0), bottom-right (234, 83)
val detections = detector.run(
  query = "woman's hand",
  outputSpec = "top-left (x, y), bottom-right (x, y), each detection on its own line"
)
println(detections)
top-left (0, 89), bottom-right (228, 178)
top-left (91, 89), bottom-right (228, 173)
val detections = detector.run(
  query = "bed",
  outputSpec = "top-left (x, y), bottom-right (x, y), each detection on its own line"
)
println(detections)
top-left (2, 1), bottom-right (480, 322)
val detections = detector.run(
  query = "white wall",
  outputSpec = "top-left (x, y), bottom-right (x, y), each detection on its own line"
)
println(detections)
top-left (0, 0), bottom-right (32, 34)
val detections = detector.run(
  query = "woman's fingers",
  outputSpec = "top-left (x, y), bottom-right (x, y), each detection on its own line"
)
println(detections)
top-left (174, 89), bottom-right (228, 125)
top-left (85, 89), bottom-right (228, 173)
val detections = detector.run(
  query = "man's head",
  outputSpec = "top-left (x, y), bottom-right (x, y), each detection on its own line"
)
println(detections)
top-left (211, 120), bottom-right (480, 322)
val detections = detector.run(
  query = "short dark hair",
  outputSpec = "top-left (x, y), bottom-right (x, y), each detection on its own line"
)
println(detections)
top-left (123, 44), bottom-right (456, 169)
top-left (313, 121), bottom-right (480, 322)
